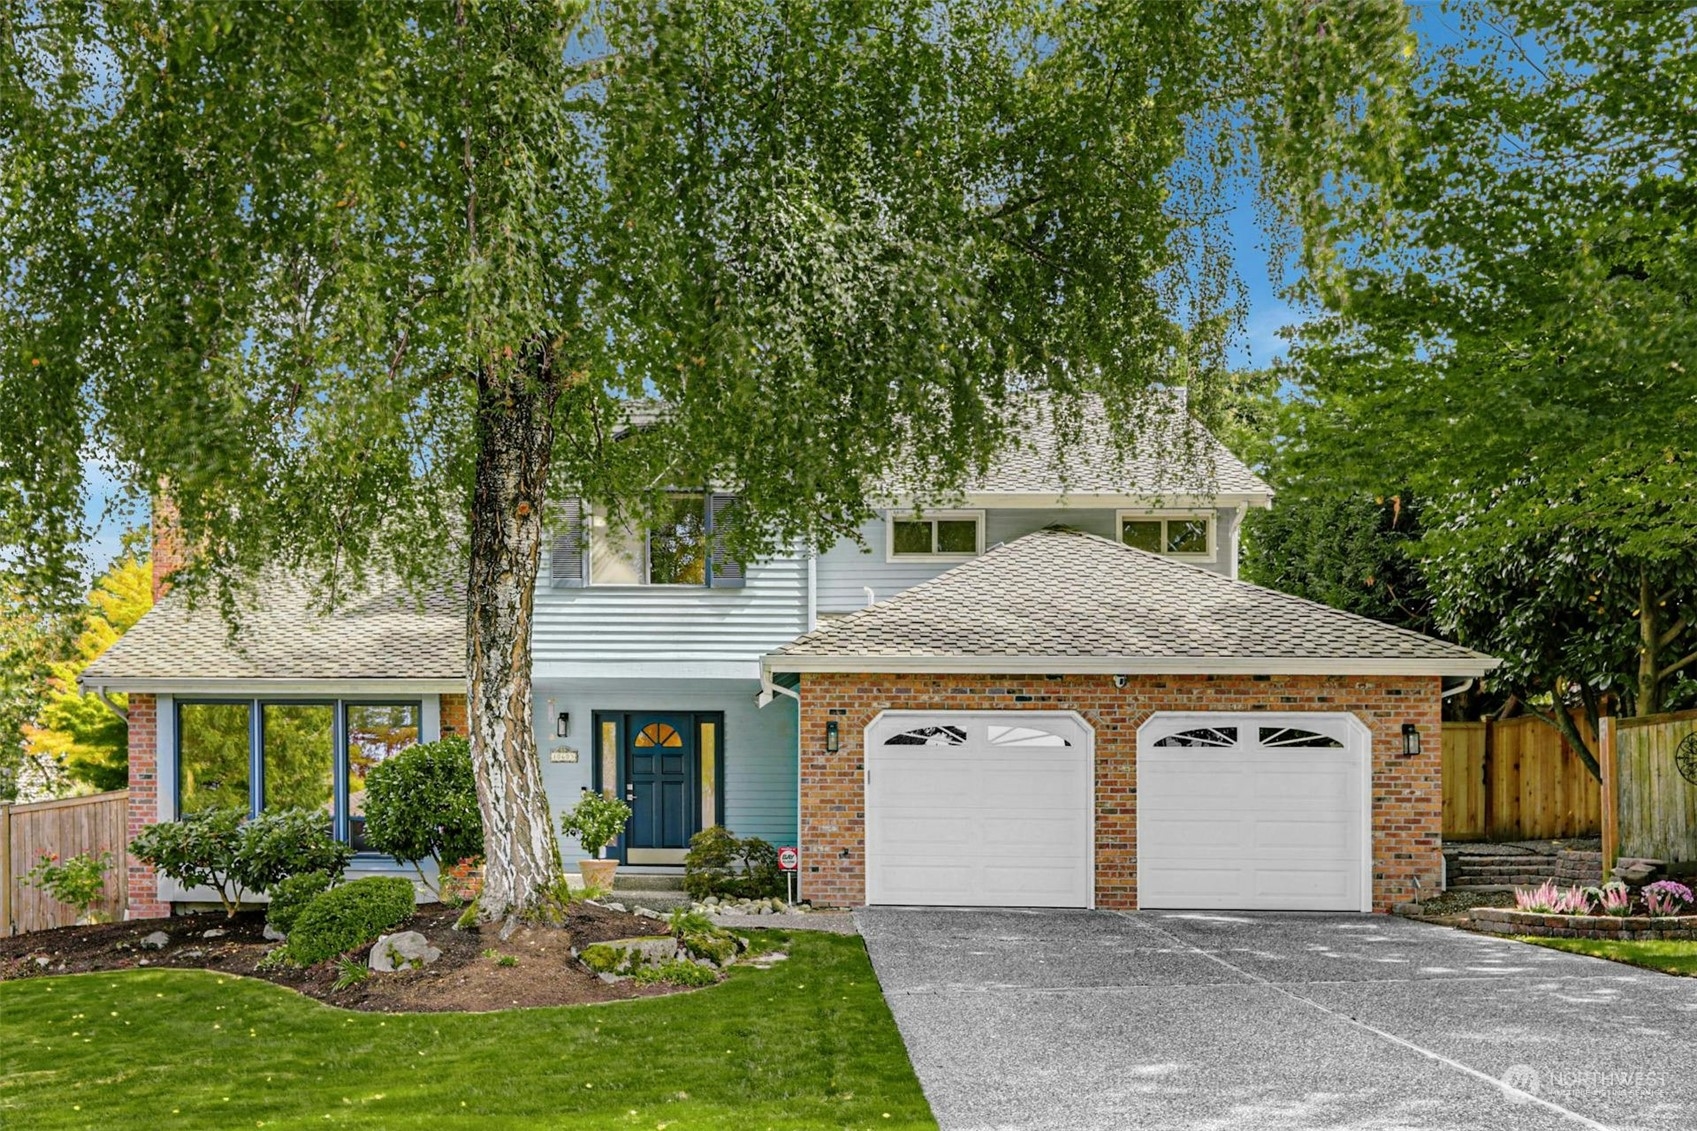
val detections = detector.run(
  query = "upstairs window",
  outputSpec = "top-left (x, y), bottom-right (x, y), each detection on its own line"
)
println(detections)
top-left (887, 510), bottom-right (984, 560)
top-left (592, 494), bottom-right (708, 585)
top-left (556, 493), bottom-right (744, 589)
top-left (1118, 512), bottom-right (1215, 560)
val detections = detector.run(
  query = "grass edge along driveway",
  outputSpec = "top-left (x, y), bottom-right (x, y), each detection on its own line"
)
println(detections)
top-left (0, 930), bottom-right (934, 1130)
top-left (1521, 935), bottom-right (1697, 977)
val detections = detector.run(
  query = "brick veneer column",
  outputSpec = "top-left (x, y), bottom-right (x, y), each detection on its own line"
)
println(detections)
top-left (124, 694), bottom-right (170, 919)
top-left (797, 672), bottom-right (1443, 913)
top-left (439, 694), bottom-right (467, 737)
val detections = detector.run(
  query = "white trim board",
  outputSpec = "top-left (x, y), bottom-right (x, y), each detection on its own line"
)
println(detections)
top-left (83, 677), bottom-right (462, 695)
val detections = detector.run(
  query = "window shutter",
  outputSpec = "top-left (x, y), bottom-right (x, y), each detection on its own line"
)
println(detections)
top-left (550, 499), bottom-right (588, 588)
top-left (707, 493), bottom-right (745, 589)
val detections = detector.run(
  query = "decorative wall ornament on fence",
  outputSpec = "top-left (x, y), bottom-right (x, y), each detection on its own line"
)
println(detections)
top-left (1676, 732), bottom-right (1697, 786)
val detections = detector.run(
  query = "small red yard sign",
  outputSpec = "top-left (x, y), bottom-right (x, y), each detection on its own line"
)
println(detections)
top-left (778, 846), bottom-right (800, 872)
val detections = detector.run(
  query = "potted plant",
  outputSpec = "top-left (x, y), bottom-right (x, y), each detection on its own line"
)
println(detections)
top-left (560, 790), bottom-right (633, 891)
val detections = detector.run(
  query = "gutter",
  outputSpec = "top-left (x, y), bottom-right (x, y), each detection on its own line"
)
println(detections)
top-left (92, 686), bottom-right (129, 724)
top-left (762, 653), bottom-right (1501, 681)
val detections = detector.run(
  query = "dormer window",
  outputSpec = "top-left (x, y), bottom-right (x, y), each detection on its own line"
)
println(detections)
top-left (886, 510), bottom-right (984, 561)
top-left (1118, 511), bottom-right (1215, 561)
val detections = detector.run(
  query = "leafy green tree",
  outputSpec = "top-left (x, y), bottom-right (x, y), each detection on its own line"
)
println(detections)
top-left (24, 544), bottom-right (153, 792)
top-left (1282, 1), bottom-right (1697, 746)
top-left (3, 1), bottom-right (1413, 917)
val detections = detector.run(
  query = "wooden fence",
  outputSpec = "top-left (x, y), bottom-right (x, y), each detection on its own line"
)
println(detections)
top-left (0, 789), bottom-right (129, 936)
top-left (1442, 717), bottom-right (1601, 841)
top-left (1615, 709), bottom-right (1697, 864)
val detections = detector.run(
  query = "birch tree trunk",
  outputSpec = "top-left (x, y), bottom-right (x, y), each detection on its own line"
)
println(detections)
top-left (466, 352), bottom-right (562, 921)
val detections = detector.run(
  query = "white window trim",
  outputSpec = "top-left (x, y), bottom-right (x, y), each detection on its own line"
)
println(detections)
top-left (883, 509), bottom-right (985, 563)
top-left (1115, 508), bottom-right (1217, 563)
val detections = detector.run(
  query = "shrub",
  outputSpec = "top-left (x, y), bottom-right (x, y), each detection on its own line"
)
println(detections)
top-left (23, 851), bottom-right (113, 922)
top-left (361, 737), bottom-right (483, 896)
top-left (559, 791), bottom-right (632, 858)
top-left (683, 826), bottom-right (786, 901)
top-left (234, 808), bottom-right (352, 893)
top-left (285, 876), bottom-right (417, 967)
top-left (266, 870), bottom-right (335, 935)
top-left (130, 807), bottom-right (249, 917)
top-left (1642, 880), bottom-right (1694, 917)
top-left (634, 959), bottom-right (718, 987)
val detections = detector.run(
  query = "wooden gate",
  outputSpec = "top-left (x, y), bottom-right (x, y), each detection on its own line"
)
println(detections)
top-left (1, 790), bottom-right (129, 936)
top-left (1442, 718), bottom-right (1601, 841)
top-left (1615, 709), bottom-right (1697, 863)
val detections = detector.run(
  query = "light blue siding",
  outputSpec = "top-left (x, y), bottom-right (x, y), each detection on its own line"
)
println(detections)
top-left (535, 677), bottom-right (798, 857)
top-left (815, 506), bottom-right (1241, 613)
top-left (534, 554), bottom-right (809, 681)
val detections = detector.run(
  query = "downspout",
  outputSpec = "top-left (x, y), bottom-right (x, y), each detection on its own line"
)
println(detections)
top-left (807, 550), bottom-right (817, 632)
top-left (1230, 503), bottom-right (1247, 580)
top-left (93, 685), bottom-right (129, 724)
top-left (1441, 678), bottom-right (1475, 701)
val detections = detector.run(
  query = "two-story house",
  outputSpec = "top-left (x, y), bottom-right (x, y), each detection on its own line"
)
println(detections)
top-left (85, 393), bottom-right (1494, 918)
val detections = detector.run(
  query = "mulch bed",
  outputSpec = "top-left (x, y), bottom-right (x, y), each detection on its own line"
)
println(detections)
top-left (0, 902), bottom-right (703, 1012)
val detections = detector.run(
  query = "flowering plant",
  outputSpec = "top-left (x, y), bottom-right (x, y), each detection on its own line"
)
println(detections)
top-left (1588, 882), bottom-right (1634, 917)
top-left (1514, 880), bottom-right (1592, 915)
top-left (23, 851), bottom-right (114, 922)
top-left (1641, 880), bottom-right (1694, 918)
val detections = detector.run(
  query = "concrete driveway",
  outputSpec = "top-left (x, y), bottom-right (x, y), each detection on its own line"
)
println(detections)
top-left (857, 907), bottom-right (1697, 1131)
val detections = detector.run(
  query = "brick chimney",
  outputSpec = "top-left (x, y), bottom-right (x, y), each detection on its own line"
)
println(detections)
top-left (151, 493), bottom-right (189, 601)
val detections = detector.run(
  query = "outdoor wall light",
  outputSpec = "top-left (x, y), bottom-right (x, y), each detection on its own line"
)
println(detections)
top-left (556, 711), bottom-right (570, 739)
top-left (1401, 723), bottom-right (1421, 757)
top-left (825, 720), bottom-right (840, 753)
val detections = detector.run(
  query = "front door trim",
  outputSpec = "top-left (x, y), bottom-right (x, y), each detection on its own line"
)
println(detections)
top-left (591, 710), bottom-right (726, 866)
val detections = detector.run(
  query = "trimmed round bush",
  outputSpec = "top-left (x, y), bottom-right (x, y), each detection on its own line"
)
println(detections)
top-left (266, 870), bottom-right (334, 936)
top-left (285, 876), bottom-right (417, 967)
top-left (361, 738), bottom-right (483, 883)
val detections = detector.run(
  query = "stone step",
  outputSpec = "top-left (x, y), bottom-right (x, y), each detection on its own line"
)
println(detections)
top-left (611, 873), bottom-right (687, 892)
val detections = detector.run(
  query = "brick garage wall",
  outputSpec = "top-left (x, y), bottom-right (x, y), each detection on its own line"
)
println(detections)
top-left (124, 693), bottom-right (170, 919)
top-left (797, 672), bottom-right (1442, 913)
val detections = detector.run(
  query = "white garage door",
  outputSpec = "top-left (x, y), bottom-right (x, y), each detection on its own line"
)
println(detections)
top-left (1137, 713), bottom-right (1370, 912)
top-left (865, 711), bottom-right (1093, 908)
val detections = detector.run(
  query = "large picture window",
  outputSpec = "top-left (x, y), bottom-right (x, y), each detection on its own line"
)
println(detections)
top-left (176, 699), bottom-right (422, 849)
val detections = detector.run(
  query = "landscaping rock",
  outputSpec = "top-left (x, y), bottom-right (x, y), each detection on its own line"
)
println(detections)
top-left (369, 931), bottom-right (442, 973)
top-left (263, 924), bottom-right (287, 942)
top-left (178, 948), bottom-right (205, 960)
top-left (202, 928), bottom-right (228, 939)
top-left (140, 931), bottom-right (170, 950)
top-left (634, 906), bottom-right (661, 919)
top-left (579, 935), bottom-right (678, 976)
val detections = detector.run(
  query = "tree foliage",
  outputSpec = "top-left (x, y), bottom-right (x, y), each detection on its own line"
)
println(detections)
top-left (4, 1), bottom-right (1415, 913)
top-left (1280, 1), bottom-right (1697, 740)
top-left (23, 545), bottom-right (152, 792)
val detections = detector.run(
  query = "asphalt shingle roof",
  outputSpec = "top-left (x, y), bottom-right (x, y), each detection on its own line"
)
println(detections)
top-left (766, 527), bottom-right (1496, 676)
top-left (81, 576), bottom-right (464, 686)
top-left (958, 391), bottom-right (1271, 498)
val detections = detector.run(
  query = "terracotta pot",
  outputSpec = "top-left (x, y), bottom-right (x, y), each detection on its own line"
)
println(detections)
top-left (578, 859), bottom-right (618, 891)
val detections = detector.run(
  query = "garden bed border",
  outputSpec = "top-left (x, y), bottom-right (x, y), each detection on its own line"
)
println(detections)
top-left (1470, 906), bottom-right (1697, 941)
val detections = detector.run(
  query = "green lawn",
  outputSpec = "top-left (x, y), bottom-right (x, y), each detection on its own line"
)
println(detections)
top-left (0, 931), bottom-right (934, 1130)
top-left (1522, 935), bottom-right (1697, 976)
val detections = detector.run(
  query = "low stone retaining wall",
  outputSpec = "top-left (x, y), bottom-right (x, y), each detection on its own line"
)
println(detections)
top-left (1470, 906), bottom-right (1697, 941)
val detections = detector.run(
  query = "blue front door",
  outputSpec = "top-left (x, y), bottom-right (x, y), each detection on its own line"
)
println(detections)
top-left (624, 713), bottom-right (698, 863)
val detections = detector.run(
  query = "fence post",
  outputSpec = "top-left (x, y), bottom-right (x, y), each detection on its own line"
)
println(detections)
top-left (1, 803), bottom-right (11, 938)
top-left (1481, 718), bottom-right (1496, 841)
top-left (1598, 715), bottom-right (1618, 880)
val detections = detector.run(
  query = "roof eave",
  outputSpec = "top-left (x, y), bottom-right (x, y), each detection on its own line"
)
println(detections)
top-left (77, 676), bottom-right (466, 696)
top-left (878, 491), bottom-right (1274, 509)
top-left (762, 653), bottom-right (1499, 679)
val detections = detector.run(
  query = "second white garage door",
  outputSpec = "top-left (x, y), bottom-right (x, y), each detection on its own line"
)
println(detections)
top-left (865, 711), bottom-right (1093, 908)
top-left (1137, 712), bottom-right (1371, 912)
